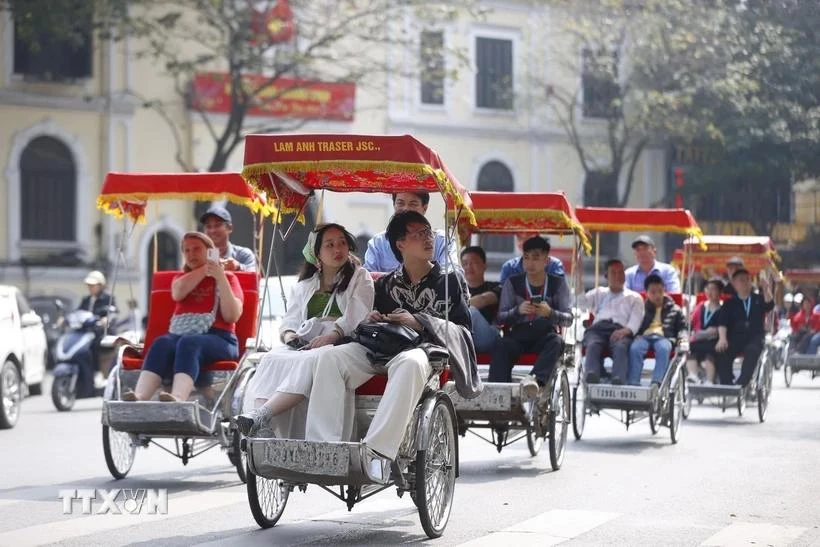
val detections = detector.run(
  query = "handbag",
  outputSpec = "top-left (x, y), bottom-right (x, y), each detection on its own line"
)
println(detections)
top-left (353, 321), bottom-right (421, 358)
top-left (169, 285), bottom-right (220, 336)
top-left (296, 288), bottom-right (338, 343)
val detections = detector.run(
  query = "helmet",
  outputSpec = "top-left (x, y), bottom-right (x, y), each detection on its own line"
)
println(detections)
top-left (794, 293), bottom-right (804, 304)
top-left (783, 293), bottom-right (794, 303)
top-left (84, 270), bottom-right (106, 286)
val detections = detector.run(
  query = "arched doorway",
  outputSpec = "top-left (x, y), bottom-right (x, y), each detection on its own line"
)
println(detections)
top-left (19, 136), bottom-right (77, 243)
top-left (145, 230), bottom-right (180, 304)
top-left (476, 160), bottom-right (514, 255)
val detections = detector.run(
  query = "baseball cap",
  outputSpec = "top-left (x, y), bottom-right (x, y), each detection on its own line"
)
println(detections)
top-left (794, 293), bottom-right (804, 304)
top-left (84, 270), bottom-right (106, 286)
top-left (631, 235), bottom-right (655, 248)
top-left (784, 293), bottom-right (794, 303)
top-left (200, 206), bottom-right (232, 224)
top-left (726, 256), bottom-right (744, 266)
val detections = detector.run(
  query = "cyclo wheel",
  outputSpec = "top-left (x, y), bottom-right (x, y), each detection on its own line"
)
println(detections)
top-left (784, 360), bottom-right (793, 388)
top-left (669, 374), bottom-right (684, 444)
top-left (737, 388), bottom-right (746, 416)
top-left (648, 387), bottom-right (659, 435)
top-left (229, 429), bottom-right (248, 483)
top-left (415, 395), bottom-right (457, 539)
top-left (548, 370), bottom-right (570, 470)
top-left (571, 381), bottom-right (586, 441)
top-left (246, 463), bottom-right (289, 529)
top-left (524, 399), bottom-right (544, 457)
top-left (757, 354), bottom-right (773, 423)
top-left (102, 425), bottom-right (136, 479)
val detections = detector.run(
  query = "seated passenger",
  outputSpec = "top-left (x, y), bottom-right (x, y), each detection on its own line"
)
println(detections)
top-left (625, 235), bottom-right (682, 293)
top-left (305, 211), bottom-right (474, 480)
top-left (363, 192), bottom-right (456, 273)
top-left (627, 274), bottom-right (687, 386)
top-left (234, 224), bottom-right (374, 437)
top-left (490, 236), bottom-right (573, 397)
top-left (806, 309), bottom-right (820, 356)
top-left (200, 206), bottom-right (258, 272)
top-left (715, 268), bottom-right (774, 386)
top-left (686, 278), bottom-right (725, 384)
top-left (499, 232), bottom-right (565, 284)
top-left (789, 296), bottom-right (816, 354)
top-left (123, 232), bottom-right (244, 402)
top-left (578, 259), bottom-right (644, 385)
top-left (461, 245), bottom-right (501, 353)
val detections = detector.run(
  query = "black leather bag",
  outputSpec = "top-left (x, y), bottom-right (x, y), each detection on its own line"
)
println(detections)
top-left (353, 321), bottom-right (421, 358)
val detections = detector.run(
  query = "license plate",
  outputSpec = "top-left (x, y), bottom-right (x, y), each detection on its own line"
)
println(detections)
top-left (262, 441), bottom-right (350, 476)
top-left (451, 385), bottom-right (512, 411)
top-left (588, 385), bottom-right (651, 402)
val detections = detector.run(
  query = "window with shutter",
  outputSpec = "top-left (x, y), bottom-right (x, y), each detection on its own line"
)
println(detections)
top-left (475, 37), bottom-right (513, 110)
top-left (19, 137), bottom-right (77, 242)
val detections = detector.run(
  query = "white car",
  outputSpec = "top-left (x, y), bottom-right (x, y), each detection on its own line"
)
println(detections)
top-left (256, 275), bottom-right (300, 349)
top-left (0, 285), bottom-right (48, 428)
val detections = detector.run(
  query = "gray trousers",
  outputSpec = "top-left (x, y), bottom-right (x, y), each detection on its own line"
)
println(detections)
top-left (582, 320), bottom-right (633, 381)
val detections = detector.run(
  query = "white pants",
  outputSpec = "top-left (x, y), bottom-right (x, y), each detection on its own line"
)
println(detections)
top-left (305, 344), bottom-right (432, 460)
top-left (243, 344), bottom-right (342, 440)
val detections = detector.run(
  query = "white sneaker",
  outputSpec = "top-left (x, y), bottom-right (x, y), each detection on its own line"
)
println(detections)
top-left (94, 372), bottom-right (107, 390)
top-left (520, 375), bottom-right (539, 400)
top-left (686, 373), bottom-right (698, 384)
top-left (365, 448), bottom-right (390, 483)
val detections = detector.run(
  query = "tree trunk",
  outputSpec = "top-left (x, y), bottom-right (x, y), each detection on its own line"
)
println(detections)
top-left (583, 170), bottom-right (620, 257)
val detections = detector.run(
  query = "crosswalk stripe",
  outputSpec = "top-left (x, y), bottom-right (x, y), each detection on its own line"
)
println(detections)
top-left (701, 522), bottom-right (807, 546)
top-left (457, 509), bottom-right (620, 546)
top-left (0, 490), bottom-right (245, 547)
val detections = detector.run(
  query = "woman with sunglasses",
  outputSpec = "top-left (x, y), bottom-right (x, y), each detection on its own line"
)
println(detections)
top-left (235, 223), bottom-right (374, 437)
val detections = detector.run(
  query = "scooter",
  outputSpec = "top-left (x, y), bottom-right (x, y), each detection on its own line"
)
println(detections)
top-left (51, 310), bottom-right (113, 411)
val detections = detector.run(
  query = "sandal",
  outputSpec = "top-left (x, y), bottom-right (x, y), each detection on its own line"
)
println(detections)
top-left (158, 392), bottom-right (178, 402)
top-left (121, 390), bottom-right (137, 402)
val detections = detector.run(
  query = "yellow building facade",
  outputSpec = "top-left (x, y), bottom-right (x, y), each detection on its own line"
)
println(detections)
top-left (0, 2), bottom-right (668, 309)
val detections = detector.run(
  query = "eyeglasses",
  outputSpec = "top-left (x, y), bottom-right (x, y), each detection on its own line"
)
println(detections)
top-left (405, 228), bottom-right (434, 241)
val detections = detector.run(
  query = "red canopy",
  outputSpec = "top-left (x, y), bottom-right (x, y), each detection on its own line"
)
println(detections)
top-left (673, 236), bottom-right (781, 276)
top-left (575, 207), bottom-right (704, 244)
top-left (241, 134), bottom-right (473, 222)
top-left (450, 191), bottom-right (591, 253)
top-left (97, 172), bottom-right (272, 222)
top-left (683, 235), bottom-right (777, 256)
top-left (784, 269), bottom-right (820, 284)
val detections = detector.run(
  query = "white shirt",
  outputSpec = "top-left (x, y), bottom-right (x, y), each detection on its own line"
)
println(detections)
top-left (279, 266), bottom-right (375, 341)
top-left (577, 286), bottom-right (645, 335)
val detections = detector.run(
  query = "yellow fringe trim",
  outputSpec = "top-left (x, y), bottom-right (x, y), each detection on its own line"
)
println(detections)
top-left (241, 160), bottom-right (477, 227)
top-left (453, 208), bottom-right (592, 254)
top-left (96, 193), bottom-right (275, 219)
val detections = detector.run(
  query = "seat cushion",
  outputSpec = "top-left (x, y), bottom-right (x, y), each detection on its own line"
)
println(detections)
top-left (119, 356), bottom-right (238, 372)
top-left (476, 352), bottom-right (538, 366)
top-left (355, 368), bottom-right (451, 395)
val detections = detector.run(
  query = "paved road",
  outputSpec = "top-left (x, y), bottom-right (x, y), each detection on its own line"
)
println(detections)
top-left (1, 371), bottom-right (818, 546)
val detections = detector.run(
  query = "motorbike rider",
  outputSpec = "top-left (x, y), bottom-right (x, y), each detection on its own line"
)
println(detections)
top-left (78, 270), bottom-right (117, 387)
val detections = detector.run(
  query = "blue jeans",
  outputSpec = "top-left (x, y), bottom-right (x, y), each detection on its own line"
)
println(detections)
top-left (628, 334), bottom-right (672, 385)
top-left (142, 329), bottom-right (238, 384)
top-left (470, 307), bottom-right (501, 353)
top-left (808, 332), bottom-right (820, 355)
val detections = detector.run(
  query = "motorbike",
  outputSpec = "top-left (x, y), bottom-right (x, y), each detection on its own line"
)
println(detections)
top-left (51, 309), bottom-right (116, 411)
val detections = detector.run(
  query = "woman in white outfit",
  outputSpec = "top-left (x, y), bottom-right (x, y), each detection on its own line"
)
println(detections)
top-left (235, 223), bottom-right (374, 436)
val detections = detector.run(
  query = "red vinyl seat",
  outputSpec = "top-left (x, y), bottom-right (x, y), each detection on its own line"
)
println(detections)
top-left (356, 368), bottom-right (450, 396)
top-left (121, 270), bottom-right (258, 372)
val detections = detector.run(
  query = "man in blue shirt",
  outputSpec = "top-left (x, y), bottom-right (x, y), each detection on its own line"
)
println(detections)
top-left (200, 206), bottom-right (258, 272)
top-left (363, 192), bottom-right (456, 272)
top-left (624, 235), bottom-right (681, 293)
top-left (499, 232), bottom-right (565, 284)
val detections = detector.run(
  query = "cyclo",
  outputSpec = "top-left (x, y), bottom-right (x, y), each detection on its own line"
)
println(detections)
top-left (674, 235), bottom-right (780, 422)
top-left (238, 134), bottom-right (475, 539)
top-left (571, 207), bottom-right (703, 444)
top-left (781, 269), bottom-right (820, 387)
top-left (96, 172), bottom-right (270, 481)
top-left (446, 190), bottom-right (590, 469)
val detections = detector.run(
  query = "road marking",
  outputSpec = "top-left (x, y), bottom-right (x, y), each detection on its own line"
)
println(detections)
top-left (701, 522), bottom-right (807, 546)
top-left (0, 490), bottom-right (245, 547)
top-left (458, 509), bottom-right (620, 546)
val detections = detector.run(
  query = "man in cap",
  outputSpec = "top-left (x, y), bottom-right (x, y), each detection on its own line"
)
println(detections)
top-left (624, 235), bottom-right (681, 293)
top-left (78, 270), bottom-right (117, 387)
top-left (722, 256), bottom-right (744, 296)
top-left (200, 206), bottom-right (257, 272)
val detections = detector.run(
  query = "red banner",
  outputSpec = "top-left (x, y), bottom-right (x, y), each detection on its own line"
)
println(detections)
top-left (191, 72), bottom-right (355, 121)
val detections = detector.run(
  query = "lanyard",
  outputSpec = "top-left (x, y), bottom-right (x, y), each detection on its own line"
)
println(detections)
top-left (525, 276), bottom-right (548, 301)
top-left (703, 306), bottom-right (716, 326)
top-left (742, 297), bottom-right (752, 320)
